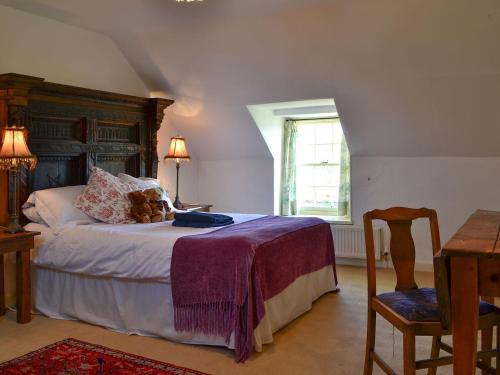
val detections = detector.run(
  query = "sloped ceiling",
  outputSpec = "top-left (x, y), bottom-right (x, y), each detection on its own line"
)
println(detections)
top-left (2, 0), bottom-right (500, 157)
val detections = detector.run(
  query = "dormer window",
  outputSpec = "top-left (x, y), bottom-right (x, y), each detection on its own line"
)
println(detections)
top-left (281, 118), bottom-right (350, 222)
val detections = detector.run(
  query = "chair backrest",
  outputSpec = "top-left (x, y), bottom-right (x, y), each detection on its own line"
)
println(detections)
top-left (363, 207), bottom-right (441, 298)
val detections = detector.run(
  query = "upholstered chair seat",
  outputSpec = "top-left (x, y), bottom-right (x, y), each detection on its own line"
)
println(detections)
top-left (376, 287), bottom-right (500, 322)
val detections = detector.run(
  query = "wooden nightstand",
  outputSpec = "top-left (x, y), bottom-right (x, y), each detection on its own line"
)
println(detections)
top-left (182, 204), bottom-right (213, 213)
top-left (0, 230), bottom-right (40, 324)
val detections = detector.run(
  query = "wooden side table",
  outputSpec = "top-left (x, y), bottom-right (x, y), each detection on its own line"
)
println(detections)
top-left (182, 204), bottom-right (213, 213)
top-left (0, 230), bottom-right (40, 324)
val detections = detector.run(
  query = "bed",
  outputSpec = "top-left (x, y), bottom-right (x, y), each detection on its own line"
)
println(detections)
top-left (26, 218), bottom-right (336, 353)
top-left (0, 73), bottom-right (338, 361)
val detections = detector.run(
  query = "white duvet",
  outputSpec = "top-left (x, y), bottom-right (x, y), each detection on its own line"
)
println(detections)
top-left (33, 213), bottom-right (264, 283)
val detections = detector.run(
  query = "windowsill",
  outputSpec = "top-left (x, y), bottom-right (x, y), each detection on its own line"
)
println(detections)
top-left (294, 214), bottom-right (352, 225)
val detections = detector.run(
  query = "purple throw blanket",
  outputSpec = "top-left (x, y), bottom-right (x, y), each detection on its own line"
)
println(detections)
top-left (171, 216), bottom-right (337, 362)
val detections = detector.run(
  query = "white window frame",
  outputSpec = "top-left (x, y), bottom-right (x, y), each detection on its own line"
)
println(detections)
top-left (294, 117), bottom-right (351, 223)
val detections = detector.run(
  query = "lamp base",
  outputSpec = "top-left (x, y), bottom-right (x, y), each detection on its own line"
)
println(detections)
top-left (173, 197), bottom-right (183, 210)
top-left (5, 168), bottom-right (25, 234)
top-left (4, 222), bottom-right (25, 234)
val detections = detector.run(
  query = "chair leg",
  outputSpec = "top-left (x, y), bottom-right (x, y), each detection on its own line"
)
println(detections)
top-left (427, 336), bottom-right (441, 375)
top-left (364, 307), bottom-right (376, 375)
top-left (482, 326), bottom-right (493, 375)
top-left (496, 324), bottom-right (499, 375)
top-left (403, 330), bottom-right (416, 375)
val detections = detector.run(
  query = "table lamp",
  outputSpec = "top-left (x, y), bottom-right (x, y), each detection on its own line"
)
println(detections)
top-left (0, 126), bottom-right (37, 233)
top-left (164, 136), bottom-right (191, 209)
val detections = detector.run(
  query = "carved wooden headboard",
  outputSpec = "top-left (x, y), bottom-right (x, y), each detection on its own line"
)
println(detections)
top-left (0, 73), bottom-right (174, 226)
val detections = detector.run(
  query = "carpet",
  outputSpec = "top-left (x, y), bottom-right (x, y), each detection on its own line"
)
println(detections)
top-left (0, 338), bottom-right (210, 374)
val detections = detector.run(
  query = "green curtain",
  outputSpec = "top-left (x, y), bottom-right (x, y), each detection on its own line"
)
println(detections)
top-left (280, 120), bottom-right (298, 216)
top-left (337, 135), bottom-right (350, 217)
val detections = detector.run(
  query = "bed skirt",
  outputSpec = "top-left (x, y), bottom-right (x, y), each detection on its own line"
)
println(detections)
top-left (32, 265), bottom-right (336, 352)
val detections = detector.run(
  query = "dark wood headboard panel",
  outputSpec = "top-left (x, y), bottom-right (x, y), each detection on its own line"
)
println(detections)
top-left (0, 73), bottom-right (174, 226)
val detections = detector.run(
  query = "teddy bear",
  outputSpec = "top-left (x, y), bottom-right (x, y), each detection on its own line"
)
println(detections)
top-left (143, 187), bottom-right (173, 222)
top-left (127, 191), bottom-right (153, 223)
top-left (128, 187), bottom-right (174, 223)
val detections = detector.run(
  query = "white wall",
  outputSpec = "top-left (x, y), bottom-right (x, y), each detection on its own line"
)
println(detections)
top-left (247, 106), bottom-right (284, 214)
top-left (0, 4), bottom-right (148, 96)
top-left (351, 157), bottom-right (500, 266)
top-left (198, 159), bottom-right (274, 214)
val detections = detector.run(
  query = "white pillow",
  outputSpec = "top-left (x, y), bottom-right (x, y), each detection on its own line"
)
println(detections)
top-left (21, 193), bottom-right (46, 224)
top-left (24, 186), bottom-right (97, 230)
top-left (118, 173), bottom-right (161, 190)
top-left (118, 173), bottom-right (173, 208)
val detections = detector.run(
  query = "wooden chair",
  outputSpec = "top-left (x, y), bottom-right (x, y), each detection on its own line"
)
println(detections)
top-left (363, 207), bottom-right (499, 375)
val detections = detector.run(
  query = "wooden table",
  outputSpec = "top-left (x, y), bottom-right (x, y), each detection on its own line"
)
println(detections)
top-left (0, 230), bottom-right (40, 324)
top-left (442, 210), bottom-right (500, 374)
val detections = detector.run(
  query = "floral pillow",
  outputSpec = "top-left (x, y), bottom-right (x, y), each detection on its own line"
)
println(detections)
top-left (74, 167), bottom-right (138, 224)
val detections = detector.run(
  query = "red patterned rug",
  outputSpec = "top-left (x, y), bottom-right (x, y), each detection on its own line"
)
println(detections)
top-left (0, 338), bottom-right (210, 374)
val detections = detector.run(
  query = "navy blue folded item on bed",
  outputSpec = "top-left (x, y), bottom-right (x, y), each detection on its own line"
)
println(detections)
top-left (174, 212), bottom-right (233, 223)
top-left (172, 219), bottom-right (234, 228)
top-left (172, 212), bottom-right (234, 228)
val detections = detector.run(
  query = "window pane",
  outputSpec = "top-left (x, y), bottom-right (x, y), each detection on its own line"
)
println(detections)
top-left (331, 143), bottom-right (341, 164)
top-left (299, 187), bottom-right (315, 205)
top-left (315, 187), bottom-right (336, 207)
top-left (331, 165), bottom-right (341, 186)
top-left (332, 123), bottom-right (344, 143)
top-left (298, 144), bottom-right (316, 164)
top-left (298, 125), bottom-right (315, 145)
top-left (300, 166), bottom-right (314, 185)
top-left (315, 123), bottom-right (333, 144)
top-left (314, 166), bottom-right (334, 186)
top-left (315, 144), bottom-right (333, 163)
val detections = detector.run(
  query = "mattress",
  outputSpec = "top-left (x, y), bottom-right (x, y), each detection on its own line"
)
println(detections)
top-left (26, 218), bottom-right (337, 353)
top-left (30, 213), bottom-right (264, 282)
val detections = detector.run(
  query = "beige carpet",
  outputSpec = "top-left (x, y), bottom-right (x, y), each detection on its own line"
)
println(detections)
top-left (0, 265), bottom-right (495, 374)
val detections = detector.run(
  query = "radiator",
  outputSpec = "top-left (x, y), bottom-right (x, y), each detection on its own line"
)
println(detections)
top-left (331, 225), bottom-right (385, 260)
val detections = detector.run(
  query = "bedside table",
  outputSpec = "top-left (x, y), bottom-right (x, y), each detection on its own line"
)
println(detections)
top-left (0, 230), bottom-right (40, 324)
top-left (182, 204), bottom-right (213, 213)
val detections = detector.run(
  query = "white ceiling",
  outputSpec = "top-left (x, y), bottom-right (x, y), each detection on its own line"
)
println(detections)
top-left (2, 0), bottom-right (500, 158)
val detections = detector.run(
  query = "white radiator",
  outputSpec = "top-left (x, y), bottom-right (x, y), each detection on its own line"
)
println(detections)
top-left (331, 225), bottom-right (385, 260)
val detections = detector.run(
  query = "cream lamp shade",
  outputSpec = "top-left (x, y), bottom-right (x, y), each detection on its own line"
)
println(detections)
top-left (164, 136), bottom-right (190, 209)
top-left (164, 136), bottom-right (191, 162)
top-left (0, 126), bottom-right (37, 233)
top-left (0, 126), bottom-right (37, 170)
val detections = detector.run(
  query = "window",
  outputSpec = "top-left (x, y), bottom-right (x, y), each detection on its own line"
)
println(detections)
top-left (295, 118), bottom-right (350, 220)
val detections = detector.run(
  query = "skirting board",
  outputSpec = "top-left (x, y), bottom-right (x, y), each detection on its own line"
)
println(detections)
top-left (336, 257), bottom-right (434, 272)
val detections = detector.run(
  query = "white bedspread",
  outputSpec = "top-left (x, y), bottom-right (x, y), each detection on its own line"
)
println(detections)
top-left (32, 213), bottom-right (264, 283)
